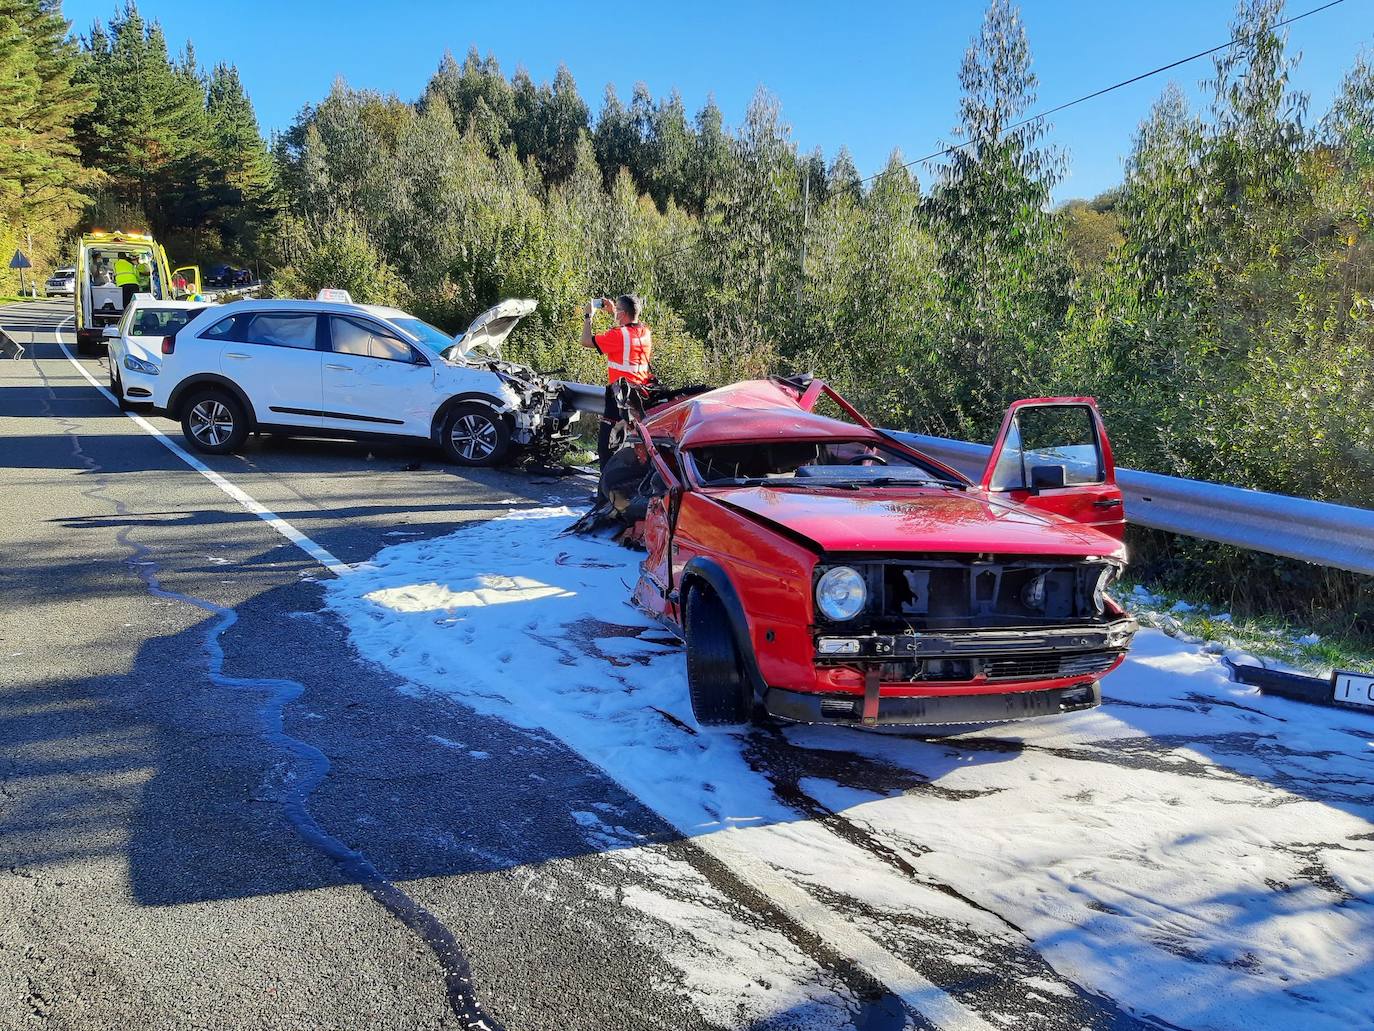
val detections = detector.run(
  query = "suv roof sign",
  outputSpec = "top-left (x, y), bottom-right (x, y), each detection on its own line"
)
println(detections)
top-left (316, 288), bottom-right (353, 303)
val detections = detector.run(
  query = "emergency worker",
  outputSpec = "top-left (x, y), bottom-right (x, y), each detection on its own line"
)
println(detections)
top-left (113, 253), bottom-right (140, 307)
top-left (579, 294), bottom-right (653, 466)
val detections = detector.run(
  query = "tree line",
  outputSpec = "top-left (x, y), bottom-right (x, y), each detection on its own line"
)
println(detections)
top-left (0, 0), bottom-right (272, 289)
top-left (2, 1), bottom-right (1373, 580)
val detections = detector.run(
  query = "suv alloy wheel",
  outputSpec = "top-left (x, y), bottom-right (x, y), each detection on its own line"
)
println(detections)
top-left (180, 389), bottom-right (249, 454)
top-left (443, 402), bottom-right (511, 467)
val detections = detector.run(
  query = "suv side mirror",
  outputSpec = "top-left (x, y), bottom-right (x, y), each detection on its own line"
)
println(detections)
top-left (1029, 464), bottom-right (1067, 491)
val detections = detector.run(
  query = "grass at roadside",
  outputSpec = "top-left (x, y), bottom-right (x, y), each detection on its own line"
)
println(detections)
top-left (0, 294), bottom-right (45, 304)
top-left (1119, 576), bottom-right (1374, 676)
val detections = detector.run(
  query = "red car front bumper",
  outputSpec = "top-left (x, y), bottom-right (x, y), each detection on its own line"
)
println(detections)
top-left (764, 616), bottom-right (1137, 727)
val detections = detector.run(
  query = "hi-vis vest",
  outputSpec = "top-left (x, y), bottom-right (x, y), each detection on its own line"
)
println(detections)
top-left (114, 258), bottom-right (139, 287)
top-left (605, 323), bottom-right (652, 386)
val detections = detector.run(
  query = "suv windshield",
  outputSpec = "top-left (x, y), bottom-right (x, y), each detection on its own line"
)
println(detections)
top-left (392, 317), bottom-right (455, 355)
top-left (688, 440), bottom-right (961, 488)
top-left (129, 308), bottom-right (203, 336)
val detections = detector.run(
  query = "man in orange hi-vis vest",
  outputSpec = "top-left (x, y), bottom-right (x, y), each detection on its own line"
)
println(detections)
top-left (580, 293), bottom-right (653, 466)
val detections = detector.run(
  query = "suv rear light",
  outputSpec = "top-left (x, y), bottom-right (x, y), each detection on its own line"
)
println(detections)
top-left (160, 335), bottom-right (175, 354)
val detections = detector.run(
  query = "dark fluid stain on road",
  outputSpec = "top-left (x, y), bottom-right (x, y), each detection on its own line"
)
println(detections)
top-left (30, 348), bottom-right (505, 1031)
top-left (121, 541), bottom-right (506, 1031)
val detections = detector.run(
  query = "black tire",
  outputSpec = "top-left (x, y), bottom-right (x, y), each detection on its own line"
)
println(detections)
top-left (442, 402), bottom-right (511, 467)
top-left (108, 366), bottom-right (132, 411)
top-left (685, 585), bottom-right (753, 727)
top-left (75, 332), bottom-right (95, 357)
top-left (180, 388), bottom-right (249, 454)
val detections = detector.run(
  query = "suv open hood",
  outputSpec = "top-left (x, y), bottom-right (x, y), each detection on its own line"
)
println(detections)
top-left (442, 298), bottom-right (537, 361)
top-left (711, 486), bottom-right (1126, 558)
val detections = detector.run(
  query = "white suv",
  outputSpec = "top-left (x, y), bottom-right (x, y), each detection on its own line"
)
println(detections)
top-left (107, 295), bottom-right (208, 409)
top-left (150, 293), bottom-right (578, 465)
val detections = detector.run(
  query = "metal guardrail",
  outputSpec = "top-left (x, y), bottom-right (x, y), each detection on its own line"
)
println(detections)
top-left (558, 380), bottom-right (605, 414)
top-left (558, 379), bottom-right (1374, 575)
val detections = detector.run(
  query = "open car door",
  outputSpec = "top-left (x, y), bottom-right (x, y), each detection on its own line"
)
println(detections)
top-left (980, 397), bottom-right (1125, 540)
top-left (172, 265), bottom-right (202, 298)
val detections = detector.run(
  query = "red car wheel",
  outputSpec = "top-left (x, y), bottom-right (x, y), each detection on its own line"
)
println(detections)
top-left (685, 585), bottom-right (752, 727)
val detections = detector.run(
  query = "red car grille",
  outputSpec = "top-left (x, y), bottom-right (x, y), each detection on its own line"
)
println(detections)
top-left (981, 651), bottom-right (1118, 681)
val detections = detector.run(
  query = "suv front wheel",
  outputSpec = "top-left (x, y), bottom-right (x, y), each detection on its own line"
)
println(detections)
top-left (180, 389), bottom-right (249, 454)
top-left (442, 402), bottom-right (511, 467)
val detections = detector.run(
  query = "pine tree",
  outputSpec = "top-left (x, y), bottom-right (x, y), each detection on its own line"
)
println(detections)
top-left (75, 2), bottom-right (209, 233)
top-left (0, 0), bottom-right (94, 285)
top-left (205, 62), bottom-right (276, 254)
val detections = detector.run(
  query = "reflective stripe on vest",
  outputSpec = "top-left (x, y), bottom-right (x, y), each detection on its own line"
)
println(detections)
top-left (606, 324), bottom-right (652, 384)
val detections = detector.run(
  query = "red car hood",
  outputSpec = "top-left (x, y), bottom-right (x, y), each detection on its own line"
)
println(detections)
top-left (710, 485), bottom-right (1124, 557)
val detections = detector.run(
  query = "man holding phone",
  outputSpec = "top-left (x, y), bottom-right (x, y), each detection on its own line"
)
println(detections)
top-left (579, 294), bottom-right (653, 466)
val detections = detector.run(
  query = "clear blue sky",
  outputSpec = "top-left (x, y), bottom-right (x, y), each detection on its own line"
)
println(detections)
top-left (61, 0), bottom-right (1373, 200)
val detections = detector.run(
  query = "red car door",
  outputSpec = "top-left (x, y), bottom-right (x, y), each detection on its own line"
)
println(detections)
top-left (979, 397), bottom-right (1125, 540)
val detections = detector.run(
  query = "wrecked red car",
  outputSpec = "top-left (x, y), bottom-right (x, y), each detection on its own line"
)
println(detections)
top-left (585, 377), bottom-right (1138, 728)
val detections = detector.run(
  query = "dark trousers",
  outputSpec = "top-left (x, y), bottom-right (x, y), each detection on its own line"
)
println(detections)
top-left (121, 283), bottom-right (137, 307)
top-left (598, 384), bottom-right (617, 467)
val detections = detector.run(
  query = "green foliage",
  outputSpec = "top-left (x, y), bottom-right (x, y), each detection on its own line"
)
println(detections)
top-left (268, 212), bottom-right (405, 306)
top-left (925, 0), bottom-right (1071, 438)
top-left (71, 2), bottom-right (277, 266)
top-left (0, 0), bottom-right (94, 290)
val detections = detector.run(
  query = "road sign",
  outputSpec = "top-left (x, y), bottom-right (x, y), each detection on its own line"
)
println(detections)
top-left (9, 250), bottom-right (31, 270)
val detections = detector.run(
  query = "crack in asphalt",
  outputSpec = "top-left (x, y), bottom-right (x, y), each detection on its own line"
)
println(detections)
top-left (25, 342), bottom-right (505, 1031)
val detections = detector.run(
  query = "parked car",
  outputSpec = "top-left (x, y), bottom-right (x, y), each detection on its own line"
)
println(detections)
top-left (230, 267), bottom-right (253, 286)
top-left (44, 268), bottom-right (76, 297)
top-left (585, 377), bottom-right (1137, 728)
top-left (205, 264), bottom-right (234, 287)
top-left (149, 292), bottom-right (578, 464)
top-left (106, 295), bottom-right (207, 409)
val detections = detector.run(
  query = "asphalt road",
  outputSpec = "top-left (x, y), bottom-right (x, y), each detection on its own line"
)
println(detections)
top-left (3, 300), bottom-right (1367, 1031)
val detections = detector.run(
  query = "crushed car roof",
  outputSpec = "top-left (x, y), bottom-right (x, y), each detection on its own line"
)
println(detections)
top-left (641, 379), bottom-right (884, 448)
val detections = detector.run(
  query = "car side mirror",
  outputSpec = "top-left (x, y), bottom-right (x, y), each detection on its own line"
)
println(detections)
top-left (102, 326), bottom-right (119, 339)
top-left (1029, 464), bottom-right (1067, 492)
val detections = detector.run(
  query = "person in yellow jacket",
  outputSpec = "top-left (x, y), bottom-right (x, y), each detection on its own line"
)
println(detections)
top-left (113, 253), bottom-right (140, 307)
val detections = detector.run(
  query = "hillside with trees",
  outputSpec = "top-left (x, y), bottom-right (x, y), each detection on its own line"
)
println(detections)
top-left (1, 0), bottom-right (1372, 616)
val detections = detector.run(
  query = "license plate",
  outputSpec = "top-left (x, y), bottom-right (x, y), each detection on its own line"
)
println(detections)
top-left (1331, 671), bottom-right (1374, 710)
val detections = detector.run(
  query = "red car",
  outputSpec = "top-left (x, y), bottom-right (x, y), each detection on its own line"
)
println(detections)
top-left (592, 376), bottom-right (1138, 728)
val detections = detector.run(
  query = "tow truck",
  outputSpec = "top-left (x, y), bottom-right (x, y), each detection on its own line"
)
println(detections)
top-left (74, 230), bottom-right (201, 355)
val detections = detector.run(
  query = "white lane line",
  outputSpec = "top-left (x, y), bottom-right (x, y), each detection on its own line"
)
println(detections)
top-left (699, 829), bottom-right (995, 1030)
top-left (50, 316), bottom-right (352, 576)
top-left (47, 309), bottom-right (991, 1030)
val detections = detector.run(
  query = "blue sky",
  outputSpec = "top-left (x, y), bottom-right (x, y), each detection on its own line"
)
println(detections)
top-left (62, 0), bottom-right (1373, 200)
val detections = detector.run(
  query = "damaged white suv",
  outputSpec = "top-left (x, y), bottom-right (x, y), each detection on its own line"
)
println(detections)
top-left (149, 292), bottom-right (578, 465)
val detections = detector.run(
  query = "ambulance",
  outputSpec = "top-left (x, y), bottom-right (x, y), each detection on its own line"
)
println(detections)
top-left (73, 230), bottom-right (201, 354)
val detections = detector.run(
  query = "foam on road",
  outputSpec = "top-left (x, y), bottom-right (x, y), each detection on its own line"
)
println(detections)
top-left (327, 509), bottom-right (1374, 1031)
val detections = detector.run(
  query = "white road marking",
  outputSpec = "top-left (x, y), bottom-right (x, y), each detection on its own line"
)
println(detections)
top-left (43, 306), bottom-right (992, 1030)
top-left (699, 829), bottom-right (996, 1030)
top-left (50, 315), bottom-right (351, 576)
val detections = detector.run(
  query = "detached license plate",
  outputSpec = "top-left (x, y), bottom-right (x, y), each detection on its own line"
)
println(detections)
top-left (1331, 670), bottom-right (1374, 710)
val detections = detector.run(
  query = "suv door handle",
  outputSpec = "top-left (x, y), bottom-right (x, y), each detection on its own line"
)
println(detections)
top-left (225, 352), bottom-right (250, 360)
top-left (1093, 497), bottom-right (1123, 508)
top-left (325, 363), bottom-right (351, 371)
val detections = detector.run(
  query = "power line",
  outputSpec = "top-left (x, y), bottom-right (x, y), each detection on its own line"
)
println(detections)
top-left (857, 0), bottom-right (1349, 186)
